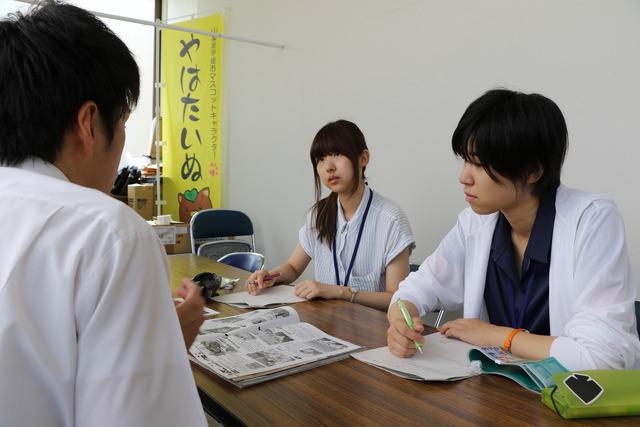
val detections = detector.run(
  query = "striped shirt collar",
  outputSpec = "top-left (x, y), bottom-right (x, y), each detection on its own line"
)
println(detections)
top-left (336, 186), bottom-right (372, 232)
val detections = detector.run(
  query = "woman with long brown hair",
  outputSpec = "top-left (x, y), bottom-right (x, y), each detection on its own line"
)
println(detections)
top-left (246, 119), bottom-right (415, 311)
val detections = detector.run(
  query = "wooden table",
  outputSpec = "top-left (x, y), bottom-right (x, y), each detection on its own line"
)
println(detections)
top-left (168, 254), bottom-right (638, 426)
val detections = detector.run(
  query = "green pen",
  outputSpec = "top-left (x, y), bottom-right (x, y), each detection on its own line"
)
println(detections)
top-left (398, 299), bottom-right (423, 353)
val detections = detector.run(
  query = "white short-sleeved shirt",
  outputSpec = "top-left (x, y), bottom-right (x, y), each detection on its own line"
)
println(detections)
top-left (0, 160), bottom-right (206, 427)
top-left (299, 187), bottom-right (415, 292)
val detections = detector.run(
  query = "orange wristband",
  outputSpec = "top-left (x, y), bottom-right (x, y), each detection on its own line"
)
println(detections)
top-left (502, 328), bottom-right (525, 352)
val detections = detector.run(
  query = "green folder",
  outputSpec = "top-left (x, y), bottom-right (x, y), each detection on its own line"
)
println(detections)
top-left (468, 347), bottom-right (567, 393)
top-left (541, 370), bottom-right (640, 419)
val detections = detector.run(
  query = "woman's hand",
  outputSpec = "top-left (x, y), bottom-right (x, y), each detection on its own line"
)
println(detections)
top-left (438, 318), bottom-right (511, 347)
top-left (294, 280), bottom-right (344, 300)
top-left (245, 269), bottom-right (278, 295)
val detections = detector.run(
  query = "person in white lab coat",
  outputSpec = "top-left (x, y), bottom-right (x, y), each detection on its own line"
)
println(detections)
top-left (387, 89), bottom-right (640, 371)
top-left (0, 3), bottom-right (207, 426)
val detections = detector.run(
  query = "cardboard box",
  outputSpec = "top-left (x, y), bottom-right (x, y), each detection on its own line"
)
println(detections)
top-left (128, 183), bottom-right (155, 220)
top-left (147, 220), bottom-right (191, 254)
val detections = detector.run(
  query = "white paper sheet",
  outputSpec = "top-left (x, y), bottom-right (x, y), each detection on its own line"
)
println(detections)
top-left (174, 297), bottom-right (220, 316)
top-left (212, 285), bottom-right (306, 308)
top-left (352, 333), bottom-right (480, 381)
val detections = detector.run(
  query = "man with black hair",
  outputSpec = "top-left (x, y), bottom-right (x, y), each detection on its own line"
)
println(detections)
top-left (388, 89), bottom-right (640, 372)
top-left (0, 2), bottom-right (207, 425)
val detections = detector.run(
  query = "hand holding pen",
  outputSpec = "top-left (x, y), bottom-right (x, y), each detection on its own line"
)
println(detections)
top-left (245, 270), bottom-right (282, 295)
top-left (398, 300), bottom-right (423, 353)
top-left (387, 299), bottom-right (425, 358)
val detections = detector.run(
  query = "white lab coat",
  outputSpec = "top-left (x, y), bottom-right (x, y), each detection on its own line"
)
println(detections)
top-left (392, 185), bottom-right (640, 371)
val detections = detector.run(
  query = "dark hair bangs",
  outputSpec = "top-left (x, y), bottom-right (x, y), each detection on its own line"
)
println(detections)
top-left (310, 121), bottom-right (366, 165)
top-left (451, 89), bottom-right (568, 195)
top-left (310, 131), bottom-right (346, 165)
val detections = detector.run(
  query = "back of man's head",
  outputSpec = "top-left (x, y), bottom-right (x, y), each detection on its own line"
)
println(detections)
top-left (0, 0), bottom-right (140, 166)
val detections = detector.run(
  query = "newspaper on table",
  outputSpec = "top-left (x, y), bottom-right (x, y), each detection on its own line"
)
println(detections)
top-left (190, 306), bottom-right (362, 387)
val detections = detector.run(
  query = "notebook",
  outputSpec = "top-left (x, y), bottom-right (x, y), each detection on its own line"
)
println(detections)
top-left (353, 332), bottom-right (567, 392)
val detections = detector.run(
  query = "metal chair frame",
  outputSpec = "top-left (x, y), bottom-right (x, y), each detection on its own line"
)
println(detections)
top-left (196, 240), bottom-right (253, 259)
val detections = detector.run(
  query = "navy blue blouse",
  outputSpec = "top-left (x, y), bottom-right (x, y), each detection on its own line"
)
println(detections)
top-left (483, 188), bottom-right (557, 335)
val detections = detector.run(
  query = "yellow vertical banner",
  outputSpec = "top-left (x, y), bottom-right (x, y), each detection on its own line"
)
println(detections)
top-left (161, 15), bottom-right (223, 223)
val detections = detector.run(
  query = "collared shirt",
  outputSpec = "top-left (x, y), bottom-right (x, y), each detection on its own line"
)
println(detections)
top-left (484, 188), bottom-right (557, 335)
top-left (299, 187), bottom-right (415, 292)
top-left (0, 160), bottom-right (206, 427)
top-left (392, 185), bottom-right (639, 371)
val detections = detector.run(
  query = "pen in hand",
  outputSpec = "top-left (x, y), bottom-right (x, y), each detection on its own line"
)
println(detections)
top-left (398, 299), bottom-right (423, 353)
top-left (248, 272), bottom-right (281, 286)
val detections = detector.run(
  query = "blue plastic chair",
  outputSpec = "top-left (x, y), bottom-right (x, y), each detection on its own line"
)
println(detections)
top-left (217, 252), bottom-right (265, 273)
top-left (190, 209), bottom-right (256, 256)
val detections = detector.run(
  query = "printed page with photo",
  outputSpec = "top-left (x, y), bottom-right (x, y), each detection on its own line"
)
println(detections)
top-left (189, 307), bottom-right (362, 387)
top-left (195, 306), bottom-right (300, 338)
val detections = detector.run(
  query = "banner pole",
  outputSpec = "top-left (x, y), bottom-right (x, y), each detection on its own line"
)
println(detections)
top-left (15, 0), bottom-right (285, 49)
top-left (154, 20), bottom-right (163, 218)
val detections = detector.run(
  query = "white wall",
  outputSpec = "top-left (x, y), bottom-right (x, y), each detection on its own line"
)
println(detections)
top-left (1, 0), bottom-right (155, 160)
top-left (0, 1), bottom-right (26, 19)
top-left (163, 0), bottom-right (640, 291)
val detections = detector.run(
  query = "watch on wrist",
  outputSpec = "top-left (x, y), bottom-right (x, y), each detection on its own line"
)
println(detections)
top-left (349, 287), bottom-right (359, 303)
